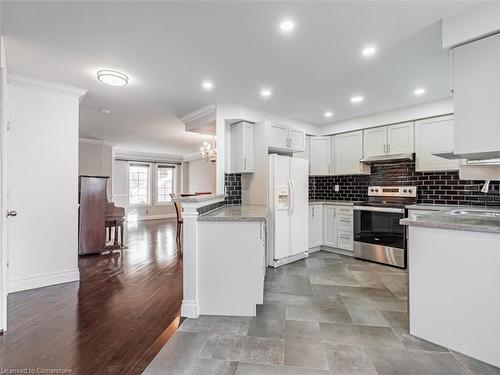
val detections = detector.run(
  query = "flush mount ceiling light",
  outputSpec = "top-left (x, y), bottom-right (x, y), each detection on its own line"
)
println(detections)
top-left (260, 88), bottom-right (272, 98)
top-left (324, 111), bottom-right (333, 118)
top-left (280, 20), bottom-right (295, 33)
top-left (414, 87), bottom-right (426, 96)
top-left (96, 70), bottom-right (129, 87)
top-left (350, 95), bottom-right (364, 103)
top-left (202, 80), bottom-right (214, 90)
top-left (362, 45), bottom-right (376, 57)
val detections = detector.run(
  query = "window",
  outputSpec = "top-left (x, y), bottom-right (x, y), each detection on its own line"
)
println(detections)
top-left (128, 164), bottom-right (150, 205)
top-left (157, 165), bottom-right (175, 203)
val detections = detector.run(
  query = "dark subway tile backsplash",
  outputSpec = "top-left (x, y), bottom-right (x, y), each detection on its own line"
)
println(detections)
top-left (310, 161), bottom-right (500, 206)
top-left (225, 173), bottom-right (242, 205)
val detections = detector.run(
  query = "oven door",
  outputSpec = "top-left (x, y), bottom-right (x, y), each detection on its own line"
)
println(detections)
top-left (353, 206), bottom-right (406, 268)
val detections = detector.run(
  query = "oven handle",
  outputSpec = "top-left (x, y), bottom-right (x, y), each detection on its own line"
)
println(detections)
top-left (353, 206), bottom-right (404, 214)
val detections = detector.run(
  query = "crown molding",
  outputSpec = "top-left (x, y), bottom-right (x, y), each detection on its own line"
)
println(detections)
top-left (182, 152), bottom-right (203, 162)
top-left (180, 103), bottom-right (216, 124)
top-left (79, 138), bottom-right (115, 147)
top-left (8, 74), bottom-right (87, 101)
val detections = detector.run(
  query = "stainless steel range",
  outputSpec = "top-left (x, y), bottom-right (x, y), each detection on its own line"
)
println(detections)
top-left (353, 186), bottom-right (417, 268)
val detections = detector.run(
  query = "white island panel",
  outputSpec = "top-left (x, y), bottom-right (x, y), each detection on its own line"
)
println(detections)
top-left (408, 226), bottom-right (500, 368)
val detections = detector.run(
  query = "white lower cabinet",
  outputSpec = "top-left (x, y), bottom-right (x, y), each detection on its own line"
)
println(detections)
top-left (309, 204), bottom-right (353, 252)
top-left (322, 205), bottom-right (337, 247)
top-left (309, 205), bottom-right (323, 248)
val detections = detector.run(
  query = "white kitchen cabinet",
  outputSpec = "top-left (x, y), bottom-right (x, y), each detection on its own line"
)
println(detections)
top-left (363, 127), bottom-right (387, 157)
top-left (363, 122), bottom-right (413, 158)
top-left (387, 122), bottom-right (414, 154)
top-left (309, 204), bottom-right (323, 248)
top-left (310, 137), bottom-right (331, 175)
top-left (453, 33), bottom-right (500, 157)
top-left (322, 205), bottom-right (337, 248)
top-left (268, 123), bottom-right (289, 150)
top-left (294, 135), bottom-right (310, 161)
top-left (334, 131), bottom-right (369, 175)
top-left (268, 122), bottom-right (306, 153)
top-left (230, 121), bottom-right (254, 173)
top-left (289, 128), bottom-right (306, 152)
top-left (415, 116), bottom-right (459, 172)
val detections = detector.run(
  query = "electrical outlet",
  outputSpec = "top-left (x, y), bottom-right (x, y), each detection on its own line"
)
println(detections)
top-left (335, 185), bottom-right (340, 192)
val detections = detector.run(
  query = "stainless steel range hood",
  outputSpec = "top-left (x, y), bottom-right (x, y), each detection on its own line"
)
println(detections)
top-left (432, 150), bottom-right (500, 162)
top-left (360, 153), bottom-right (414, 163)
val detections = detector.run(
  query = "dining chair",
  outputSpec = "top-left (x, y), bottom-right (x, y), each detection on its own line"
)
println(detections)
top-left (170, 193), bottom-right (183, 251)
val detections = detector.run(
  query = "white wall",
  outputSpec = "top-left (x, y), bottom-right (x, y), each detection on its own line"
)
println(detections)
top-left (186, 158), bottom-right (216, 193)
top-left (7, 76), bottom-right (85, 292)
top-left (79, 138), bottom-right (113, 196)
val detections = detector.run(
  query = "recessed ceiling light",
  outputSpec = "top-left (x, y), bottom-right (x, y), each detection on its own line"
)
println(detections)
top-left (362, 46), bottom-right (376, 57)
top-left (96, 70), bottom-right (129, 87)
top-left (99, 108), bottom-right (111, 115)
top-left (280, 20), bottom-right (295, 33)
top-left (414, 87), bottom-right (426, 96)
top-left (350, 96), bottom-right (364, 103)
top-left (260, 88), bottom-right (272, 98)
top-left (324, 111), bottom-right (333, 118)
top-left (202, 81), bottom-right (214, 90)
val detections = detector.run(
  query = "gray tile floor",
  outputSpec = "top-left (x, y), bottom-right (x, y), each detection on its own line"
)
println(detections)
top-left (143, 251), bottom-right (500, 375)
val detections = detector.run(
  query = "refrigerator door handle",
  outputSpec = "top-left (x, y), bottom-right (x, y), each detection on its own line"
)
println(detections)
top-left (289, 179), bottom-right (295, 215)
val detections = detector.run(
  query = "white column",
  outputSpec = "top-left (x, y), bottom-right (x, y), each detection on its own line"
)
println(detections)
top-left (180, 203), bottom-right (200, 318)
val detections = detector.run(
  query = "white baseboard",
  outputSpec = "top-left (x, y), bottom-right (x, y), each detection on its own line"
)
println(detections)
top-left (181, 299), bottom-right (199, 318)
top-left (8, 269), bottom-right (80, 293)
top-left (136, 214), bottom-right (176, 221)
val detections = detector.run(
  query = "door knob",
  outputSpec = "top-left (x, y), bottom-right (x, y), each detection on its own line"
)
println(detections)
top-left (6, 210), bottom-right (17, 217)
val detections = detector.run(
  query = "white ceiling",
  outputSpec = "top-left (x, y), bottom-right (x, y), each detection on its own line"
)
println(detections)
top-left (2, 1), bottom-right (478, 156)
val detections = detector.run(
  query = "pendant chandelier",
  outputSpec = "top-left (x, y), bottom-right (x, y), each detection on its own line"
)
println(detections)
top-left (200, 135), bottom-right (217, 162)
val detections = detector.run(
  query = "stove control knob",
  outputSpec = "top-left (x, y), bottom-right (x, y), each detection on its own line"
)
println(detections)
top-left (403, 189), bottom-right (407, 193)
top-left (375, 189), bottom-right (379, 192)
top-left (408, 189), bottom-right (413, 193)
top-left (370, 189), bottom-right (374, 192)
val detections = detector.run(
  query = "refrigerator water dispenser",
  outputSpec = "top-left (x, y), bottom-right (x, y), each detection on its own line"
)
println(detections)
top-left (276, 185), bottom-right (289, 210)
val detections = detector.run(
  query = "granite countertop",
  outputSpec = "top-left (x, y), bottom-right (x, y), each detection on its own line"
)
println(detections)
top-left (309, 200), bottom-right (360, 206)
top-left (198, 204), bottom-right (267, 222)
top-left (401, 211), bottom-right (500, 234)
top-left (173, 194), bottom-right (226, 203)
top-left (406, 204), bottom-right (500, 213)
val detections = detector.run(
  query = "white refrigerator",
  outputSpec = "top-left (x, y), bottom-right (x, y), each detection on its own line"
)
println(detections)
top-left (268, 154), bottom-right (309, 267)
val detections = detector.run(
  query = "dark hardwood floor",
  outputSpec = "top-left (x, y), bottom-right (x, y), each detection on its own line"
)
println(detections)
top-left (0, 219), bottom-right (183, 374)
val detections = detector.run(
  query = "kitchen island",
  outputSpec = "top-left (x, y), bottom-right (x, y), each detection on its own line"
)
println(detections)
top-left (174, 193), bottom-right (268, 318)
top-left (401, 210), bottom-right (500, 368)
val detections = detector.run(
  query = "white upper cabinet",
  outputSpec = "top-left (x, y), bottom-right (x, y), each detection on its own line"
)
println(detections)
top-left (289, 128), bottom-right (306, 152)
top-left (363, 122), bottom-right (414, 157)
top-left (230, 121), bottom-right (254, 173)
top-left (363, 127), bottom-right (387, 157)
top-left (387, 122), bottom-right (414, 154)
top-left (268, 122), bottom-right (305, 153)
top-left (415, 116), bottom-right (459, 172)
top-left (453, 33), bottom-right (500, 158)
top-left (334, 131), bottom-right (369, 175)
top-left (268, 123), bottom-right (289, 150)
top-left (309, 137), bottom-right (330, 175)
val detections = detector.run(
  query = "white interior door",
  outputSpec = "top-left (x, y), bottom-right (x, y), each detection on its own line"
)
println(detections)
top-left (0, 39), bottom-right (8, 331)
top-left (289, 158), bottom-right (308, 256)
top-left (6, 80), bottom-right (81, 293)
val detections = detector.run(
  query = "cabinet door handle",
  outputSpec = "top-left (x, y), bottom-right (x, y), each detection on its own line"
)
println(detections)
top-left (383, 144), bottom-right (387, 154)
top-left (340, 235), bottom-right (351, 240)
top-left (387, 143), bottom-right (390, 154)
top-left (312, 207), bottom-right (315, 217)
top-left (244, 158), bottom-right (247, 170)
top-left (340, 219), bottom-right (350, 223)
